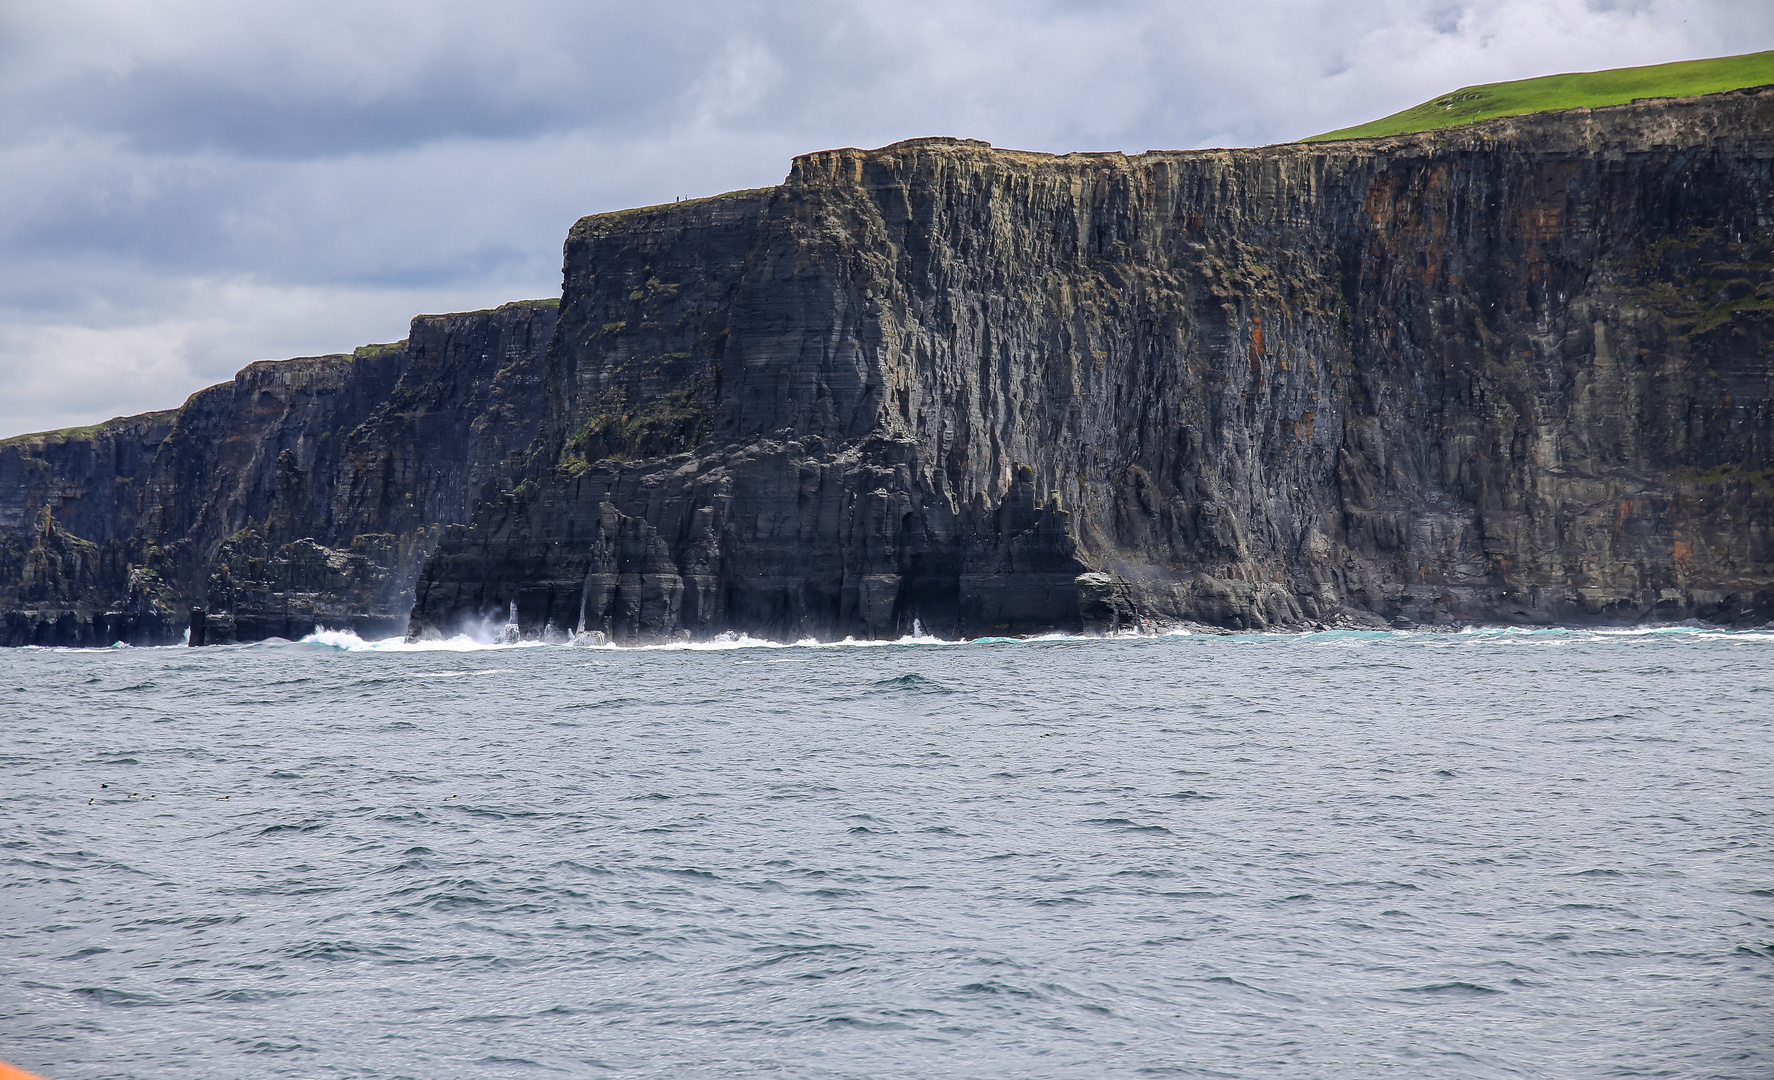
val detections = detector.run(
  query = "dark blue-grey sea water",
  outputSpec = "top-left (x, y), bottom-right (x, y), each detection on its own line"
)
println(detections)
top-left (1, 628), bottom-right (1771, 1080)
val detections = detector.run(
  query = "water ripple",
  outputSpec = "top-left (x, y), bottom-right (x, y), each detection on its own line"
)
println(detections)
top-left (1, 631), bottom-right (1771, 1078)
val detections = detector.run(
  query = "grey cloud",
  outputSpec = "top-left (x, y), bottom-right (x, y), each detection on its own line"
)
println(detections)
top-left (26, 7), bottom-right (763, 158)
top-left (65, 67), bottom-right (598, 158)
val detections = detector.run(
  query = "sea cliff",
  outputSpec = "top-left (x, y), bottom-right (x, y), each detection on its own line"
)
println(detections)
top-left (411, 88), bottom-right (1774, 641)
top-left (0, 301), bottom-right (555, 645)
top-left (5, 87), bottom-right (1772, 645)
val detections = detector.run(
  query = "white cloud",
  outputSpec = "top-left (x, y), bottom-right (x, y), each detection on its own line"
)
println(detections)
top-left (2, 0), bottom-right (1770, 436)
top-left (0, 275), bottom-right (522, 436)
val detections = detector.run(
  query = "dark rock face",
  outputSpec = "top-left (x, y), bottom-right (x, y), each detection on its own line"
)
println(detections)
top-left (0, 411), bottom-right (180, 645)
top-left (411, 90), bottom-right (1774, 642)
top-left (0, 300), bottom-right (555, 645)
top-left (8, 90), bottom-right (1773, 647)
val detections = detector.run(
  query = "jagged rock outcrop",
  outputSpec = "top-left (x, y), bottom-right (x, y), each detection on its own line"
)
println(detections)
top-left (0, 300), bottom-right (555, 645)
top-left (410, 87), bottom-right (1774, 641)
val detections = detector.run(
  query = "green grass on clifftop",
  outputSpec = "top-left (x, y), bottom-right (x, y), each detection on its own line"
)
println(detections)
top-left (0, 423), bottom-right (103, 446)
top-left (1305, 50), bottom-right (1774, 142)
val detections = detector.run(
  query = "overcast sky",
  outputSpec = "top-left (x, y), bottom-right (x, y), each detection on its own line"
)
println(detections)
top-left (2, 0), bottom-right (1769, 438)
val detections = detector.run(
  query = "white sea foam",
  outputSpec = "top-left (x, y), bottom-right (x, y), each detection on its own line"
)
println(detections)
top-left (292, 621), bottom-right (1774, 654)
top-left (297, 626), bottom-right (1092, 653)
top-left (298, 628), bottom-right (546, 652)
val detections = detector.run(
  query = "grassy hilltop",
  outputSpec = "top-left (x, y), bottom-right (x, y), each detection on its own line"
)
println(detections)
top-left (1306, 49), bottom-right (1774, 142)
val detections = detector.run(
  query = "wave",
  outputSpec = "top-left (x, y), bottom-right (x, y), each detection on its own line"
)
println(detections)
top-left (1454, 624), bottom-right (1774, 643)
top-left (298, 629), bottom-right (548, 653)
top-left (299, 627), bottom-right (987, 653)
top-left (290, 622), bottom-right (1774, 654)
top-left (19, 621), bottom-right (1771, 655)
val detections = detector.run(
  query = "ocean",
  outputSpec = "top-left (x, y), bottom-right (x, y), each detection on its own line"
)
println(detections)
top-left (2, 628), bottom-right (1770, 1079)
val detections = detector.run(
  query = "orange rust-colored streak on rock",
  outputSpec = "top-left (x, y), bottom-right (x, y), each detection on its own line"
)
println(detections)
top-left (1417, 165), bottom-right (1452, 285)
top-left (1360, 171), bottom-right (1397, 226)
top-left (1520, 203), bottom-right (1562, 288)
top-left (1361, 165), bottom-right (1457, 288)
top-left (1250, 315), bottom-right (1264, 381)
top-left (1521, 206), bottom-right (1563, 242)
top-left (1673, 538), bottom-right (1694, 566)
top-left (0, 1061), bottom-right (53, 1080)
top-left (1515, 167), bottom-right (1576, 291)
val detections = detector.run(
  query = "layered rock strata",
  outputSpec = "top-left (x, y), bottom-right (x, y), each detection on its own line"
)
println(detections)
top-left (410, 88), bottom-right (1774, 641)
top-left (0, 300), bottom-right (555, 645)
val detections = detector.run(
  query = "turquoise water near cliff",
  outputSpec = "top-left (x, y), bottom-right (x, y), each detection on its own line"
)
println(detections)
top-left (2, 629), bottom-right (1771, 1079)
